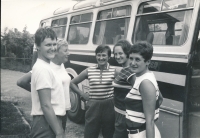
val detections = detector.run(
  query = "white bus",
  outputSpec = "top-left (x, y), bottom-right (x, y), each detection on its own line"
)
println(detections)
top-left (33, 0), bottom-right (200, 137)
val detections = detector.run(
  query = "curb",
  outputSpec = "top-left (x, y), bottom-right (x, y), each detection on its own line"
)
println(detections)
top-left (11, 103), bottom-right (31, 131)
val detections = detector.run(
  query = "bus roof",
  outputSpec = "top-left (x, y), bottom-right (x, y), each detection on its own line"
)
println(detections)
top-left (42, 0), bottom-right (130, 19)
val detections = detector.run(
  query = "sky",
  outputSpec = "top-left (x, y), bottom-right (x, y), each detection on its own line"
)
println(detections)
top-left (1, 0), bottom-right (77, 34)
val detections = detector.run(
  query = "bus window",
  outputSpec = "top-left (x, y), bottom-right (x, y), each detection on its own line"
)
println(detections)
top-left (67, 13), bottom-right (92, 44)
top-left (132, 0), bottom-right (194, 46)
top-left (162, 0), bottom-right (194, 11)
top-left (94, 5), bottom-right (131, 45)
top-left (51, 17), bottom-right (67, 39)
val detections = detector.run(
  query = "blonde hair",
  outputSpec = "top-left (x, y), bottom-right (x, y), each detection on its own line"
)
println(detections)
top-left (57, 39), bottom-right (68, 50)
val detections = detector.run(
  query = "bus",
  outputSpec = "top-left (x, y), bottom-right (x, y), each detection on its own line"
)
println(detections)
top-left (34, 0), bottom-right (200, 137)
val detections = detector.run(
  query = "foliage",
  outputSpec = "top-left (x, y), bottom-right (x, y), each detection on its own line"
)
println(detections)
top-left (1, 57), bottom-right (32, 72)
top-left (1, 27), bottom-right (34, 58)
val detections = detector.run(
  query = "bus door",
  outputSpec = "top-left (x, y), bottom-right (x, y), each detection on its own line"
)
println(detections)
top-left (188, 28), bottom-right (200, 137)
top-left (131, 0), bottom-right (199, 137)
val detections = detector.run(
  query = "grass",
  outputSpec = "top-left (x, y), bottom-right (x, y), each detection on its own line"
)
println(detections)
top-left (0, 101), bottom-right (30, 136)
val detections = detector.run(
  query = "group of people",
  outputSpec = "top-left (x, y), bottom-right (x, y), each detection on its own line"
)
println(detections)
top-left (17, 27), bottom-right (163, 138)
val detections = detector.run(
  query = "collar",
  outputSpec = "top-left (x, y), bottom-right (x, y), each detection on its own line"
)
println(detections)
top-left (95, 63), bottom-right (110, 70)
top-left (50, 61), bottom-right (62, 68)
top-left (37, 58), bottom-right (50, 65)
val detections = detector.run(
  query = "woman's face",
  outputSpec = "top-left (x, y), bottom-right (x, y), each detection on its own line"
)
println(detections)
top-left (37, 38), bottom-right (57, 63)
top-left (114, 46), bottom-right (128, 66)
top-left (96, 50), bottom-right (109, 66)
top-left (129, 52), bottom-right (150, 76)
top-left (56, 45), bottom-right (70, 64)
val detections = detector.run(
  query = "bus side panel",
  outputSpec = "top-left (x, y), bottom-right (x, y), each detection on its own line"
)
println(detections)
top-left (188, 112), bottom-right (200, 137)
top-left (188, 72), bottom-right (200, 137)
top-left (156, 99), bottom-right (183, 138)
top-left (156, 111), bottom-right (182, 138)
top-left (64, 54), bottom-right (89, 74)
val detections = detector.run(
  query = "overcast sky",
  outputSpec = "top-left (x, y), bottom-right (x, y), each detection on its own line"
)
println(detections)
top-left (1, 0), bottom-right (76, 34)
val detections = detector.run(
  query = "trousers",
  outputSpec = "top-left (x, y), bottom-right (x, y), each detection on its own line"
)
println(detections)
top-left (30, 115), bottom-right (63, 138)
top-left (113, 110), bottom-right (128, 138)
top-left (84, 98), bottom-right (115, 138)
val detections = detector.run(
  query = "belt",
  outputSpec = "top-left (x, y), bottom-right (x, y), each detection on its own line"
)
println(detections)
top-left (127, 125), bottom-right (146, 134)
top-left (88, 96), bottom-right (113, 101)
top-left (114, 106), bottom-right (126, 115)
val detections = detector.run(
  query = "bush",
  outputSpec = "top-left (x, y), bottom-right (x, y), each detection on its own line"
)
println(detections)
top-left (1, 57), bottom-right (31, 72)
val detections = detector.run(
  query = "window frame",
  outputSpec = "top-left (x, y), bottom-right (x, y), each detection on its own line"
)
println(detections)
top-left (51, 17), bottom-right (68, 39)
top-left (67, 12), bottom-right (93, 45)
top-left (132, 0), bottom-right (194, 46)
top-left (93, 5), bottom-right (132, 45)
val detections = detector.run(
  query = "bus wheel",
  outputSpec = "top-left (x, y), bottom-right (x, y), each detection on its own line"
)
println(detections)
top-left (68, 87), bottom-right (85, 124)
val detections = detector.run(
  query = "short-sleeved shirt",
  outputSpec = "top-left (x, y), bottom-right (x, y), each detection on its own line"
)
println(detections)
top-left (50, 62), bottom-right (71, 110)
top-left (113, 66), bottom-right (135, 112)
top-left (31, 59), bottom-right (66, 116)
top-left (87, 63), bottom-right (115, 100)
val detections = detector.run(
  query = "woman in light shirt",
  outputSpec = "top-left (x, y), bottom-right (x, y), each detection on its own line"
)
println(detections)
top-left (17, 37), bottom-right (71, 135)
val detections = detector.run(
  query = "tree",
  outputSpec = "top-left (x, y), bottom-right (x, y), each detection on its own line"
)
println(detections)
top-left (1, 27), bottom-right (34, 58)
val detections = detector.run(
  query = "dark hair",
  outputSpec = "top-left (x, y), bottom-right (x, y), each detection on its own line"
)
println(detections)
top-left (113, 39), bottom-right (131, 58)
top-left (95, 45), bottom-right (111, 57)
top-left (129, 41), bottom-right (153, 62)
top-left (35, 28), bottom-right (57, 46)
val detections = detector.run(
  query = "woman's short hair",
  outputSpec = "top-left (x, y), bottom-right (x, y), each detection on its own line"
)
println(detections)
top-left (57, 39), bottom-right (68, 50)
top-left (113, 39), bottom-right (131, 58)
top-left (35, 28), bottom-right (57, 47)
top-left (129, 41), bottom-right (153, 62)
top-left (95, 45), bottom-right (111, 57)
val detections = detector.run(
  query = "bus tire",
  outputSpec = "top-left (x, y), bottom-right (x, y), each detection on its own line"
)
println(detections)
top-left (68, 87), bottom-right (85, 124)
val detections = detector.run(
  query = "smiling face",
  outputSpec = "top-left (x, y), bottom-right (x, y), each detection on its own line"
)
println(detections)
top-left (37, 38), bottom-right (57, 63)
top-left (56, 45), bottom-right (70, 64)
top-left (129, 52), bottom-right (150, 77)
top-left (114, 46), bottom-right (129, 66)
top-left (96, 50), bottom-right (109, 66)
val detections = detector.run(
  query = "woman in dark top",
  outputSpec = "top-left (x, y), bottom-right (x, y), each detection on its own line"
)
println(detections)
top-left (113, 40), bottom-right (135, 138)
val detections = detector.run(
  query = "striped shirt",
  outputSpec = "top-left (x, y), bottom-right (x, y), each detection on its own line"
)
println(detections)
top-left (125, 72), bottom-right (160, 129)
top-left (87, 63), bottom-right (115, 100)
top-left (113, 66), bottom-right (135, 113)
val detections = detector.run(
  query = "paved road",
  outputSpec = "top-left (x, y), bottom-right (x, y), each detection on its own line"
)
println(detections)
top-left (1, 69), bottom-right (86, 137)
top-left (1, 69), bottom-right (32, 123)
